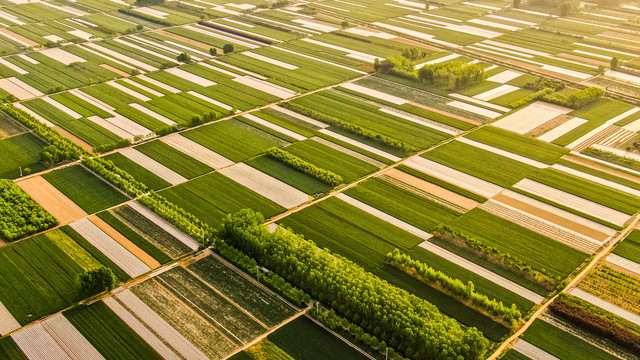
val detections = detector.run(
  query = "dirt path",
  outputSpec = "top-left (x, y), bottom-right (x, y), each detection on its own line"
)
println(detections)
top-left (525, 114), bottom-right (572, 137)
top-left (16, 176), bottom-right (87, 225)
top-left (487, 214), bottom-right (640, 359)
top-left (153, 29), bottom-right (216, 51)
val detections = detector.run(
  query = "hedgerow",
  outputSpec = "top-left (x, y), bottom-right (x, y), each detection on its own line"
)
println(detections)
top-left (266, 147), bottom-right (343, 186)
top-left (386, 249), bottom-right (522, 327)
top-left (217, 209), bottom-right (490, 360)
top-left (0, 179), bottom-right (58, 241)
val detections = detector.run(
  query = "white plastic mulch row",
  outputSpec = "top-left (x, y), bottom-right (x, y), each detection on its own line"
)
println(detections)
top-left (39, 48), bottom-right (86, 66)
top-left (40, 314), bottom-right (105, 359)
top-left (107, 81), bottom-right (152, 102)
top-left (242, 113), bottom-right (306, 140)
top-left (336, 193), bottom-right (432, 239)
top-left (71, 89), bottom-right (115, 112)
top-left (165, 67), bottom-right (217, 87)
top-left (42, 97), bottom-right (82, 119)
top-left (301, 38), bottom-right (380, 63)
top-left (340, 82), bottom-right (408, 105)
top-left (129, 201), bottom-right (199, 251)
top-left (405, 15), bottom-right (503, 38)
top-left (0, 77), bottom-right (43, 100)
top-left (605, 69), bottom-right (640, 85)
top-left (293, 16), bottom-right (341, 29)
top-left (457, 137), bottom-right (548, 168)
top-left (486, 70), bottom-right (523, 83)
top-left (311, 137), bottom-right (387, 168)
top-left (406, 157), bottom-right (504, 198)
top-left (13, 103), bottom-right (54, 127)
top-left (70, 219), bottom-right (151, 278)
top-left (271, 46), bottom-right (367, 74)
top-left (566, 108), bottom-right (640, 149)
top-left (242, 51), bottom-right (298, 70)
top-left (468, 19), bottom-right (520, 31)
top-left (113, 38), bottom-right (177, 64)
top-left (0, 58), bottom-right (28, 75)
top-left (84, 42), bottom-right (158, 72)
top-left (87, 114), bottom-right (151, 139)
top-left (136, 75), bottom-right (180, 93)
top-left (13, 323), bottom-right (73, 360)
top-left (414, 53), bottom-right (461, 69)
top-left (569, 288), bottom-right (640, 326)
top-left (606, 253), bottom-right (640, 276)
top-left (186, 91), bottom-right (233, 111)
top-left (448, 94), bottom-right (510, 113)
top-left (103, 297), bottom-right (181, 360)
top-left (537, 117), bottom-right (588, 143)
top-left (120, 148), bottom-right (187, 185)
top-left (513, 179), bottom-right (631, 227)
top-left (486, 14), bottom-right (536, 26)
top-left (319, 128), bottom-right (401, 162)
top-left (493, 101), bottom-right (571, 134)
top-left (447, 100), bottom-right (502, 119)
top-left (379, 108), bottom-right (460, 136)
top-left (552, 164), bottom-right (640, 197)
top-left (67, 30), bottom-right (93, 41)
top-left (16, 54), bottom-right (37, 65)
top-left (512, 339), bottom-right (560, 360)
top-left (218, 163), bottom-right (308, 208)
top-left (121, 78), bottom-right (164, 97)
top-left (199, 62), bottom-right (241, 78)
top-left (0, 301), bottom-right (19, 335)
top-left (271, 105), bottom-right (328, 129)
top-left (473, 84), bottom-right (518, 101)
top-left (499, 189), bottom-right (617, 237)
top-left (114, 289), bottom-right (209, 360)
top-left (184, 24), bottom-right (259, 49)
top-left (161, 133), bottom-right (234, 169)
top-left (232, 75), bottom-right (295, 99)
top-left (419, 240), bottom-right (544, 303)
top-left (0, 9), bottom-right (24, 25)
top-left (482, 39), bottom-right (549, 56)
top-left (134, 6), bottom-right (169, 19)
top-left (128, 103), bottom-right (175, 126)
top-left (540, 64), bottom-right (591, 80)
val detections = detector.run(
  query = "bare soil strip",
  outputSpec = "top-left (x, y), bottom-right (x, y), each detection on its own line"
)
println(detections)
top-left (12, 323), bottom-right (73, 360)
top-left (41, 314), bottom-right (105, 360)
top-left (512, 340), bottom-right (560, 360)
top-left (17, 176), bottom-right (87, 225)
top-left (384, 168), bottom-right (479, 210)
top-left (52, 126), bottom-right (93, 152)
top-left (89, 215), bottom-right (161, 269)
top-left (409, 102), bottom-right (480, 125)
top-left (154, 29), bottom-right (214, 50)
top-left (526, 114), bottom-right (572, 137)
top-left (100, 63), bottom-right (129, 77)
top-left (0, 301), bottom-right (19, 336)
top-left (492, 192), bottom-right (611, 241)
top-left (562, 155), bottom-right (640, 185)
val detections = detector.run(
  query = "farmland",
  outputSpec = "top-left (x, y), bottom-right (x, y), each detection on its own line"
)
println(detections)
top-left (2, 0), bottom-right (640, 359)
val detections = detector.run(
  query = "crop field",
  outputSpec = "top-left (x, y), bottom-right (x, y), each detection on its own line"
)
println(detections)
top-left (0, 336), bottom-right (26, 359)
top-left (447, 209), bottom-right (588, 278)
top-left (245, 155), bottom-right (333, 195)
top-left (578, 265), bottom-right (640, 316)
top-left (520, 319), bottom-right (619, 360)
top-left (422, 140), bottom-right (540, 187)
top-left (160, 172), bottom-right (285, 228)
top-left (64, 301), bottom-right (164, 360)
top-left (613, 230), bottom-right (640, 264)
top-left (0, 231), bottom-right (92, 325)
top-left (41, 165), bottom-right (129, 214)
top-left (278, 196), bottom-right (425, 270)
top-left (182, 119), bottom-right (289, 162)
top-left (103, 152), bottom-right (172, 191)
top-left (134, 139), bottom-right (213, 179)
top-left (266, 316), bottom-right (370, 360)
top-left (0, 132), bottom-right (47, 178)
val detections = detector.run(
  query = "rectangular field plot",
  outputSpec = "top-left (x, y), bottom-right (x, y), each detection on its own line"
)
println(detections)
top-left (613, 230), bottom-right (640, 264)
top-left (0, 231), bottom-right (96, 325)
top-left (278, 196), bottom-right (425, 271)
top-left (42, 165), bottom-right (129, 214)
top-left (284, 139), bottom-right (380, 183)
top-left (182, 119), bottom-right (288, 162)
top-left (447, 209), bottom-right (588, 278)
top-left (422, 140), bottom-right (540, 187)
top-left (188, 255), bottom-right (297, 327)
top-left (0, 132), bottom-right (47, 178)
top-left (160, 172), bottom-right (285, 228)
top-left (135, 140), bottom-right (214, 179)
top-left (64, 301), bottom-right (165, 360)
top-left (245, 155), bottom-right (333, 195)
top-left (103, 152), bottom-right (172, 191)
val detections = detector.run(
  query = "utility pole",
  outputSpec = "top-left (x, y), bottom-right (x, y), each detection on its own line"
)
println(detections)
top-left (256, 265), bottom-right (260, 281)
top-left (386, 347), bottom-right (388, 360)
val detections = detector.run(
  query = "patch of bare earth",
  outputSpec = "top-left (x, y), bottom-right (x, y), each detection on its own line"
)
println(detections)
top-left (17, 176), bottom-right (87, 224)
top-left (154, 30), bottom-right (215, 50)
top-left (385, 168), bottom-right (479, 210)
top-left (492, 192), bottom-right (610, 241)
top-left (52, 126), bottom-right (93, 152)
top-left (526, 114), bottom-right (572, 137)
top-left (557, 53), bottom-right (609, 67)
top-left (100, 64), bottom-right (129, 77)
top-left (0, 28), bottom-right (38, 46)
top-left (562, 155), bottom-right (640, 185)
top-left (88, 215), bottom-right (161, 269)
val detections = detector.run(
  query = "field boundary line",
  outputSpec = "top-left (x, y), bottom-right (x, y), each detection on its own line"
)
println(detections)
top-left (487, 213), bottom-right (640, 359)
top-left (304, 314), bottom-right (377, 360)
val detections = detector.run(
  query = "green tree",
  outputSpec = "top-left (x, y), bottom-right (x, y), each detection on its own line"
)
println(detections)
top-left (176, 52), bottom-right (191, 63)
top-left (209, 47), bottom-right (217, 56)
top-left (223, 43), bottom-right (235, 54)
top-left (560, 1), bottom-right (572, 15)
top-left (611, 56), bottom-right (619, 69)
top-left (78, 267), bottom-right (117, 298)
top-left (341, 20), bottom-right (350, 28)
